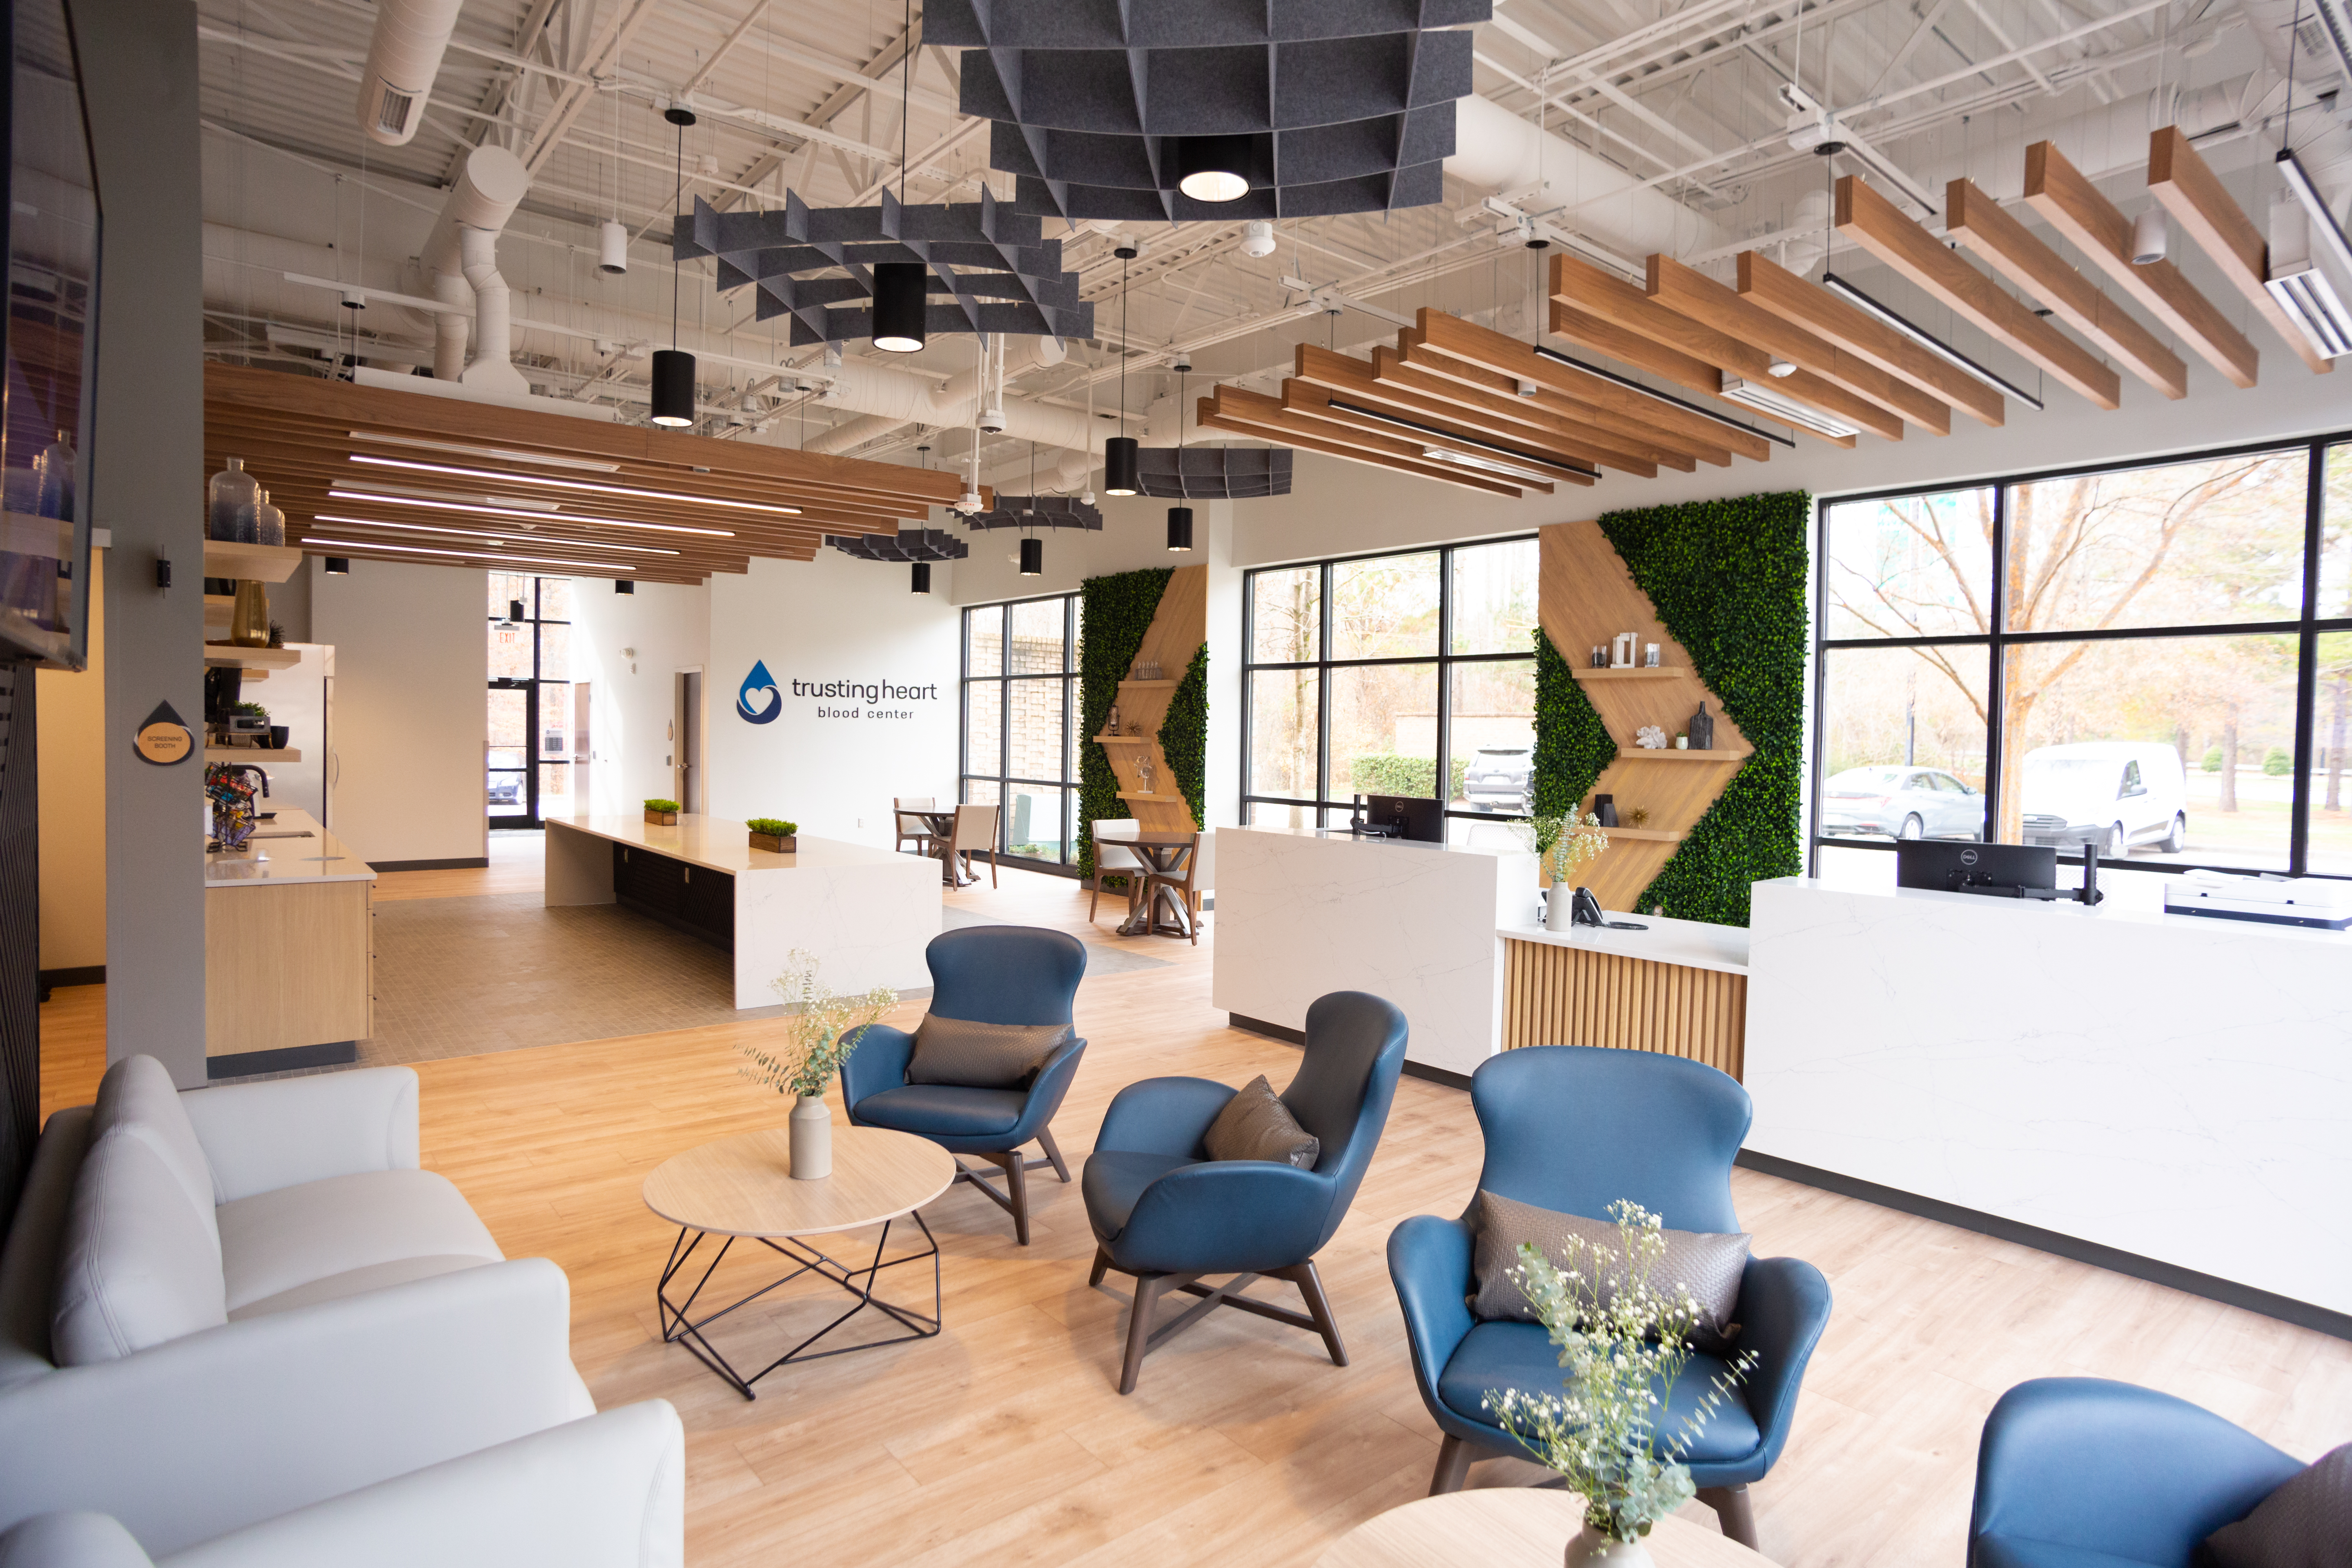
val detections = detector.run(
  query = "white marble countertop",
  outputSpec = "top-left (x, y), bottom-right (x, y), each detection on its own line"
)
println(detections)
top-left (1501, 909), bottom-right (1751, 975)
top-left (1760, 875), bottom-right (2352, 950)
top-left (547, 813), bottom-right (907, 876)
top-left (205, 808), bottom-right (376, 887)
top-left (1229, 824), bottom-right (1526, 859)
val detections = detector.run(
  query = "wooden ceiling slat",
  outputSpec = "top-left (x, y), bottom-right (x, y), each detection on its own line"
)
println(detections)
top-left (1382, 336), bottom-right (1717, 471)
top-left (1198, 388), bottom-right (1526, 496)
top-left (1546, 297), bottom-right (1857, 449)
top-left (1734, 251), bottom-right (2005, 425)
top-left (1945, 178), bottom-right (2187, 399)
top-left (2023, 141), bottom-right (2258, 390)
top-left (1289, 345), bottom-right (1655, 477)
top-left (1835, 174), bottom-right (2122, 410)
top-left (1364, 347), bottom-right (1679, 474)
top-left (2147, 127), bottom-right (2333, 376)
top-left (1278, 381), bottom-right (1587, 488)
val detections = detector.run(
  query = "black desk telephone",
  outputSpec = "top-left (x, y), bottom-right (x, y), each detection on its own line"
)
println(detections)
top-left (1566, 886), bottom-right (1648, 931)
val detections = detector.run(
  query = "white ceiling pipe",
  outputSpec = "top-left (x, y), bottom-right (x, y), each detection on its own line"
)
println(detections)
top-left (458, 225), bottom-right (530, 395)
top-left (419, 146), bottom-right (530, 386)
top-left (805, 335), bottom-right (1074, 454)
top-left (356, 0), bottom-right (465, 147)
top-left (1444, 91), bottom-right (1727, 260)
top-left (1896, 76), bottom-right (2260, 206)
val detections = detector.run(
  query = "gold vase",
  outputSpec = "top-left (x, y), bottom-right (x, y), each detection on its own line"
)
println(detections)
top-left (229, 579), bottom-right (270, 646)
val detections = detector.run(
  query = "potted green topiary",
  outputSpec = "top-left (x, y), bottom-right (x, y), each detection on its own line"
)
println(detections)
top-left (644, 797), bottom-right (680, 826)
top-left (746, 817), bottom-right (797, 853)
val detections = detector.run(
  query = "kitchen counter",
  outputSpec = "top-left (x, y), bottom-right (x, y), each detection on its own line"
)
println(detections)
top-left (205, 808), bottom-right (376, 886)
top-left (543, 813), bottom-right (916, 876)
top-left (205, 807), bottom-right (374, 1077)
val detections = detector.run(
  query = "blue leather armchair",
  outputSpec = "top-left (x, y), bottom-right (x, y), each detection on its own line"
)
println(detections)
top-left (1386, 1045), bottom-right (1832, 1550)
top-left (841, 926), bottom-right (1088, 1245)
top-left (1970, 1379), bottom-right (2304, 1568)
top-left (1081, 991), bottom-right (1408, 1395)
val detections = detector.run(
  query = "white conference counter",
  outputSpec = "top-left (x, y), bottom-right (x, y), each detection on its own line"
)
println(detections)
top-left (546, 814), bottom-right (938, 1007)
top-left (1746, 877), bottom-right (2352, 1323)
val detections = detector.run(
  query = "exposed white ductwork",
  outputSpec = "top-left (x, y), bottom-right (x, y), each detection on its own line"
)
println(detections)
top-left (420, 146), bottom-right (531, 388)
top-left (1900, 76), bottom-right (2262, 205)
top-left (458, 226), bottom-right (528, 394)
top-left (1444, 91), bottom-right (1727, 261)
top-left (355, 0), bottom-right (464, 147)
top-left (1779, 190), bottom-right (1832, 278)
top-left (2240, 0), bottom-right (2352, 214)
top-left (804, 334), bottom-right (1076, 455)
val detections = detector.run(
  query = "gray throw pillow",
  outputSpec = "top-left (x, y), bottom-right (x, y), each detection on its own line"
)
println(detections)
top-left (1203, 1076), bottom-right (1320, 1169)
top-left (2199, 1442), bottom-right (2352, 1568)
top-left (904, 1015), bottom-right (1070, 1090)
top-left (1470, 1189), bottom-right (1749, 1353)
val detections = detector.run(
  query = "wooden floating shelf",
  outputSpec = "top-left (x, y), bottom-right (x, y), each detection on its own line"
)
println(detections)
top-left (1601, 826), bottom-right (1688, 842)
top-left (1115, 791), bottom-right (1182, 803)
top-left (1571, 666), bottom-right (1686, 680)
top-left (1093, 734), bottom-right (1151, 744)
top-left (201, 541), bottom-right (304, 584)
top-left (1616, 748), bottom-right (1744, 762)
top-left (204, 747), bottom-right (301, 762)
top-left (1118, 679), bottom-right (1178, 690)
top-left (203, 644), bottom-right (302, 670)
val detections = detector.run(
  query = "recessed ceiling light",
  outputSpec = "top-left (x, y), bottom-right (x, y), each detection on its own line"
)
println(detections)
top-left (325, 489), bottom-right (735, 536)
top-left (346, 432), bottom-right (621, 472)
top-left (347, 454), bottom-right (802, 515)
top-left (311, 516), bottom-right (680, 554)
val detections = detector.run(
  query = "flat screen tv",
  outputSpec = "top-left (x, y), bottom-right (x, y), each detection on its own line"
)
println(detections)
top-left (0, 0), bottom-right (98, 669)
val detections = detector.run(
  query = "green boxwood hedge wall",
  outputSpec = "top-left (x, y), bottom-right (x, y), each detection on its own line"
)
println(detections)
top-left (1347, 753), bottom-right (1473, 802)
top-left (1076, 567), bottom-right (1173, 876)
top-left (1531, 492), bottom-right (1809, 927)
top-left (1158, 643), bottom-right (1210, 832)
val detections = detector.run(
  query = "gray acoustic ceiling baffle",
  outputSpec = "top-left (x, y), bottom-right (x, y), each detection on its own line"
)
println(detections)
top-left (1136, 447), bottom-right (1294, 499)
top-left (675, 188), bottom-right (1093, 346)
top-left (824, 528), bottom-right (972, 562)
top-left (960, 495), bottom-right (1105, 531)
top-left (924, 0), bottom-right (1491, 223)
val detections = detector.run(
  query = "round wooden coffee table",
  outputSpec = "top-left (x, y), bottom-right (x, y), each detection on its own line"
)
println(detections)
top-left (643, 1123), bottom-right (956, 1400)
top-left (1315, 1491), bottom-right (1780, 1568)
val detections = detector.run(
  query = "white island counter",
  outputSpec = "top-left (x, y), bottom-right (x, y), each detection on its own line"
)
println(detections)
top-left (546, 814), bottom-right (938, 1007)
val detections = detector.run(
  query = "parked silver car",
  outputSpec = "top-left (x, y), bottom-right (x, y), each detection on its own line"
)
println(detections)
top-left (1819, 765), bottom-right (1985, 840)
top-left (1461, 746), bottom-right (1535, 814)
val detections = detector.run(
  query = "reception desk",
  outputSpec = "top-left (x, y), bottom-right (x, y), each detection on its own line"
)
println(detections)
top-left (546, 814), bottom-right (938, 1007)
top-left (205, 807), bottom-right (376, 1078)
top-left (1746, 878), bottom-right (2352, 1326)
top-left (1212, 826), bottom-right (1750, 1079)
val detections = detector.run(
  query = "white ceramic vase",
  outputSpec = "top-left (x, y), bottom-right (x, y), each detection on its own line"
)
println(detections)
top-left (788, 1094), bottom-right (831, 1180)
top-left (1546, 881), bottom-right (1576, 931)
top-left (1563, 1525), bottom-right (1654, 1568)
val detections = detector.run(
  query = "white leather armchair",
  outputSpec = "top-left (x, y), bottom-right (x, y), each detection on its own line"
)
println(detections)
top-left (0, 1400), bottom-right (685, 1568)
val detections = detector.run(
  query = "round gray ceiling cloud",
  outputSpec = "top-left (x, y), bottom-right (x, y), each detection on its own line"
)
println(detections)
top-left (825, 528), bottom-right (972, 563)
top-left (1136, 447), bottom-right (1294, 499)
top-left (960, 494), bottom-right (1104, 531)
top-left (925, 0), bottom-right (1491, 223)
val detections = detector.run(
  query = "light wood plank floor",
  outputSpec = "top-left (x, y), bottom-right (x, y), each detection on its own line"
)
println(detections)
top-left (37, 849), bottom-right (2352, 1566)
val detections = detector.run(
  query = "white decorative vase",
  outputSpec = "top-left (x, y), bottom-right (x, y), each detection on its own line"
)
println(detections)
top-left (1564, 1525), bottom-right (1654, 1568)
top-left (1546, 880), bottom-right (1576, 931)
top-left (788, 1094), bottom-right (831, 1180)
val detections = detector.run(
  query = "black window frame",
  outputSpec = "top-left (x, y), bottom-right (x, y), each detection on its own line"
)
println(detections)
top-left (959, 591), bottom-right (1082, 873)
top-left (1241, 535), bottom-right (1542, 833)
top-left (1810, 430), bottom-right (2352, 881)
top-left (486, 574), bottom-right (571, 829)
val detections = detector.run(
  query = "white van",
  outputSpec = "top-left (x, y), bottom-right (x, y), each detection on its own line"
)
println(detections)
top-left (2018, 742), bottom-right (2189, 855)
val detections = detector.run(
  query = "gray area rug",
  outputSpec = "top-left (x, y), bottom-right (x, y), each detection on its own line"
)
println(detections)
top-left (940, 906), bottom-right (1174, 974)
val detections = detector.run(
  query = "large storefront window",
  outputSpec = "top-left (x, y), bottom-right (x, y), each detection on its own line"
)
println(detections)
top-left (1243, 537), bottom-right (1539, 844)
top-left (1814, 438), bottom-right (2352, 886)
top-left (960, 594), bottom-right (1082, 867)
top-left (486, 575), bottom-right (570, 826)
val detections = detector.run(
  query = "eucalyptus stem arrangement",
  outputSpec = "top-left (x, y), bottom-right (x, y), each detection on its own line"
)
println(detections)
top-left (739, 951), bottom-right (898, 1100)
top-left (1514, 811), bottom-right (1610, 885)
top-left (1485, 1200), bottom-right (1755, 1558)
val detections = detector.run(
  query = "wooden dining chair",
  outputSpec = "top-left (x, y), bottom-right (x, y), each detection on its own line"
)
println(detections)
top-left (1140, 831), bottom-right (1205, 944)
top-left (893, 796), bottom-right (936, 857)
top-left (1087, 819), bottom-right (1144, 923)
top-left (950, 802), bottom-right (1000, 888)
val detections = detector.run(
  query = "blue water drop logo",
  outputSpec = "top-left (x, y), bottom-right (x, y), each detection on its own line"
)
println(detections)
top-left (736, 659), bottom-right (782, 724)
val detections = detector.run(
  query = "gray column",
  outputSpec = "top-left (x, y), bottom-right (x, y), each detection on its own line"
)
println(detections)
top-left (81, 0), bottom-right (207, 1085)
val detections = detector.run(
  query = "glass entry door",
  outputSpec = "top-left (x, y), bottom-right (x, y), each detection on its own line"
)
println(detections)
top-left (486, 575), bottom-right (572, 827)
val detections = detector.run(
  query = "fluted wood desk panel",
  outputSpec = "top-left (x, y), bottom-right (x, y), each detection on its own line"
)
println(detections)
top-left (1502, 938), bottom-right (1746, 1079)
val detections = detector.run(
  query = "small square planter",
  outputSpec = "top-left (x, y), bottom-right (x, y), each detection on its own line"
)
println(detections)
top-left (644, 808), bottom-right (678, 826)
top-left (749, 832), bottom-right (796, 853)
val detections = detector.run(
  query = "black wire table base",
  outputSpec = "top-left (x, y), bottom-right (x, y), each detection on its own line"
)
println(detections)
top-left (655, 1210), bottom-right (941, 1400)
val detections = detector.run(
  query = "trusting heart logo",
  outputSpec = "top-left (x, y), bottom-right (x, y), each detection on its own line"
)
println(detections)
top-left (736, 659), bottom-right (782, 724)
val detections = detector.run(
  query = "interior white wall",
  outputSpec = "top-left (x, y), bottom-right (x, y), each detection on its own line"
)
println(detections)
top-left (311, 558), bottom-right (488, 866)
top-left (705, 551), bottom-right (960, 847)
top-left (568, 579), bottom-right (711, 816)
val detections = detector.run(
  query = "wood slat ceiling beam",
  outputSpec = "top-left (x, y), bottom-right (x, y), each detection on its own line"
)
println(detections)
top-left (1734, 251), bottom-right (2005, 426)
top-left (1364, 345), bottom-right (1689, 473)
top-left (1944, 178), bottom-right (2187, 399)
top-left (1405, 310), bottom-right (1770, 463)
top-left (2147, 126), bottom-right (2334, 376)
top-left (1287, 344), bottom-right (1654, 477)
top-left (1550, 253), bottom-right (1886, 443)
top-left (2023, 140), bottom-right (2259, 389)
top-left (1386, 332), bottom-right (1722, 470)
top-left (1645, 254), bottom-right (1952, 435)
top-left (1548, 295), bottom-right (1845, 445)
top-left (1835, 174), bottom-right (2123, 409)
top-left (1276, 379), bottom-right (1592, 488)
top-left (287, 537), bottom-right (723, 584)
top-left (1197, 387), bottom-right (1526, 496)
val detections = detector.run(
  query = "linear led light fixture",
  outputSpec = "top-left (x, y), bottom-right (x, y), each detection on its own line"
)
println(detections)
top-left (337, 478), bottom-right (564, 512)
top-left (1322, 397), bottom-right (1601, 480)
top-left (1528, 345), bottom-right (1797, 448)
top-left (347, 432), bottom-right (622, 472)
top-left (299, 537), bottom-right (638, 573)
top-left (1419, 446), bottom-right (1577, 485)
top-left (2263, 184), bottom-right (2352, 359)
top-left (1819, 272), bottom-right (2047, 411)
top-left (2278, 149), bottom-right (2352, 283)
top-left (1718, 375), bottom-right (1863, 439)
top-left (325, 489), bottom-right (735, 537)
top-left (312, 516), bottom-right (682, 555)
top-left (348, 454), bottom-right (802, 516)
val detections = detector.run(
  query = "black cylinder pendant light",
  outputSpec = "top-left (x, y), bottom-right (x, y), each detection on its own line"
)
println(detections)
top-left (872, 263), bottom-right (927, 353)
top-left (1018, 536), bottom-right (1043, 576)
top-left (1104, 243), bottom-right (1140, 495)
top-left (1165, 365), bottom-right (1194, 549)
top-left (1166, 506), bottom-right (1193, 551)
top-left (1174, 136), bottom-right (1252, 203)
top-left (651, 105), bottom-right (699, 428)
top-left (911, 561), bottom-right (932, 594)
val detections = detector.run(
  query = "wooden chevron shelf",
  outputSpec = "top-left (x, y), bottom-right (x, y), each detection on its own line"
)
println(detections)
top-left (1096, 568), bottom-right (1206, 837)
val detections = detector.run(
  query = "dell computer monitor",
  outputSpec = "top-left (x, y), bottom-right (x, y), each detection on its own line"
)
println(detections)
top-left (1362, 794), bottom-right (1445, 844)
top-left (1895, 840), bottom-right (2057, 894)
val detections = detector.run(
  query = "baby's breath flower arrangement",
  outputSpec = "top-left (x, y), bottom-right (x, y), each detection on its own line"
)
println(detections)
top-left (1484, 1200), bottom-right (1756, 1560)
top-left (1550, 811), bottom-right (1610, 884)
top-left (738, 951), bottom-right (897, 1100)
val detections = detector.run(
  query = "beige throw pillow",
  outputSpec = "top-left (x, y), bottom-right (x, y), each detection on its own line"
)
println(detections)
top-left (1470, 1189), bottom-right (1749, 1352)
top-left (904, 1015), bottom-right (1071, 1090)
top-left (1203, 1076), bottom-right (1320, 1169)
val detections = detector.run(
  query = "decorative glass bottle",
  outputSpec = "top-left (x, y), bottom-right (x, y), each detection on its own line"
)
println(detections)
top-left (255, 488), bottom-right (285, 548)
top-left (208, 457), bottom-right (260, 543)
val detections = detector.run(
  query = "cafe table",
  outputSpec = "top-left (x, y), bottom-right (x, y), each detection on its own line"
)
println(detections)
top-left (910, 809), bottom-right (966, 887)
top-left (1094, 826), bottom-right (1198, 938)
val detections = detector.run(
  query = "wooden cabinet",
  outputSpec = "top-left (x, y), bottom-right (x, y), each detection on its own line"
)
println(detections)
top-left (205, 878), bottom-right (373, 1074)
top-left (613, 842), bottom-right (734, 949)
